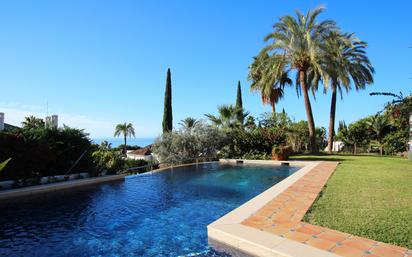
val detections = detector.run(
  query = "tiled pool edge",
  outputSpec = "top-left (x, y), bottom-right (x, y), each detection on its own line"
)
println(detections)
top-left (208, 160), bottom-right (411, 257)
top-left (208, 160), bottom-right (336, 257)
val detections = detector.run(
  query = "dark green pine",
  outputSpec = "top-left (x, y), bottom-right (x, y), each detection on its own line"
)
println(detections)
top-left (235, 81), bottom-right (243, 123)
top-left (162, 68), bottom-right (173, 133)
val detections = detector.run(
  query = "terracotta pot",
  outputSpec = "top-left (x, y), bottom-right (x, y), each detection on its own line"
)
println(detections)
top-left (272, 154), bottom-right (286, 161)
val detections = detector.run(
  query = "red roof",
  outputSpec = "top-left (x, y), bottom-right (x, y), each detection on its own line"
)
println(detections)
top-left (129, 148), bottom-right (151, 156)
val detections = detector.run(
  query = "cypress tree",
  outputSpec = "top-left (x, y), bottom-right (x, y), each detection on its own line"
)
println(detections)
top-left (235, 81), bottom-right (243, 123)
top-left (162, 68), bottom-right (173, 133)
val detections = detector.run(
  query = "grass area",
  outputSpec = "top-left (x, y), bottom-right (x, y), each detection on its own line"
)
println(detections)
top-left (290, 154), bottom-right (412, 249)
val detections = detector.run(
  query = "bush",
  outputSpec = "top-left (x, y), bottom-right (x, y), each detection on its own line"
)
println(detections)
top-left (0, 126), bottom-right (95, 181)
top-left (91, 141), bottom-right (124, 175)
top-left (123, 159), bottom-right (148, 169)
top-left (152, 121), bottom-right (227, 164)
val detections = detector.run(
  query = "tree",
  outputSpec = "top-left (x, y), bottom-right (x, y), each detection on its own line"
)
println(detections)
top-left (235, 81), bottom-right (244, 123)
top-left (205, 105), bottom-right (248, 130)
top-left (249, 53), bottom-right (292, 114)
top-left (324, 32), bottom-right (374, 152)
top-left (367, 115), bottom-right (391, 155)
top-left (348, 120), bottom-right (370, 154)
top-left (162, 68), bottom-right (173, 133)
top-left (92, 141), bottom-right (124, 174)
top-left (244, 116), bottom-right (256, 130)
top-left (252, 7), bottom-right (337, 152)
top-left (114, 123), bottom-right (135, 154)
top-left (21, 116), bottom-right (45, 130)
top-left (152, 121), bottom-right (227, 163)
top-left (179, 117), bottom-right (199, 130)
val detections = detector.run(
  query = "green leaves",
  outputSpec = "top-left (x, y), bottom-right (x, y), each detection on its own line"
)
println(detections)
top-left (0, 158), bottom-right (11, 172)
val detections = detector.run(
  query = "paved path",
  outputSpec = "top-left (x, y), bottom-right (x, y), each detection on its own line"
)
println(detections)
top-left (242, 162), bottom-right (411, 257)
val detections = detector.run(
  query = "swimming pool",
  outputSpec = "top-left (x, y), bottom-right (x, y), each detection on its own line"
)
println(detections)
top-left (0, 162), bottom-right (298, 257)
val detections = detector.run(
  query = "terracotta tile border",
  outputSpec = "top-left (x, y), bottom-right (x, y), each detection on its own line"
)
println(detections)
top-left (240, 162), bottom-right (411, 257)
top-left (208, 160), bottom-right (411, 257)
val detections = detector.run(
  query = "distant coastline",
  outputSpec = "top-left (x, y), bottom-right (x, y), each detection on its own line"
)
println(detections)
top-left (92, 138), bottom-right (155, 147)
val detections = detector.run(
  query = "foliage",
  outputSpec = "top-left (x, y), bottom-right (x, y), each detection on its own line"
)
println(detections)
top-left (251, 6), bottom-right (339, 153)
top-left (178, 117), bottom-right (199, 130)
top-left (21, 115), bottom-right (45, 130)
top-left (91, 141), bottom-right (124, 175)
top-left (244, 116), bottom-right (256, 130)
top-left (249, 53), bottom-right (292, 113)
top-left (205, 105), bottom-right (248, 130)
top-left (322, 32), bottom-right (374, 152)
top-left (0, 124), bottom-right (95, 181)
top-left (287, 120), bottom-right (309, 152)
top-left (226, 126), bottom-right (287, 158)
top-left (162, 68), bottom-right (173, 133)
top-left (336, 119), bottom-right (370, 153)
top-left (367, 115), bottom-right (391, 155)
top-left (114, 122), bottom-right (135, 154)
top-left (235, 81), bottom-right (244, 123)
top-left (152, 121), bottom-right (227, 163)
top-left (271, 145), bottom-right (292, 160)
top-left (381, 93), bottom-right (412, 154)
top-left (0, 158), bottom-right (11, 172)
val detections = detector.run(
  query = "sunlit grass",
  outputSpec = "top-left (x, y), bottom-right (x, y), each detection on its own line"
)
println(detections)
top-left (291, 154), bottom-right (412, 248)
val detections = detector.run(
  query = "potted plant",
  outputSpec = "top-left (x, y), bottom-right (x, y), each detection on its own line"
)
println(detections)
top-left (271, 145), bottom-right (291, 161)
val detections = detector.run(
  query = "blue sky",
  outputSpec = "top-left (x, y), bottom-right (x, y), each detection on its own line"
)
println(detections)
top-left (0, 0), bottom-right (411, 138)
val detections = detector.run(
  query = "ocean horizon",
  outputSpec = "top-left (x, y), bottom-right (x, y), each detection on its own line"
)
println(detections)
top-left (92, 138), bottom-right (155, 147)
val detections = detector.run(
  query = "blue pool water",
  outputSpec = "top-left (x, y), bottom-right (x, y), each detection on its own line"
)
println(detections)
top-left (0, 163), bottom-right (298, 257)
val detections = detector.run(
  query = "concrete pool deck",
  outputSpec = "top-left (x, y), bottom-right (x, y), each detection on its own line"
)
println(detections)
top-left (208, 160), bottom-right (411, 257)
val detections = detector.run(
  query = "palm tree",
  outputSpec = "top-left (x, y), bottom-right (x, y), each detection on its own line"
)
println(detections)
top-left (179, 117), bottom-right (199, 130)
top-left (114, 123), bottom-right (135, 154)
top-left (21, 116), bottom-right (45, 130)
top-left (249, 53), bottom-right (292, 114)
top-left (205, 105), bottom-right (248, 130)
top-left (253, 6), bottom-right (337, 153)
top-left (367, 115), bottom-right (390, 155)
top-left (324, 32), bottom-right (374, 152)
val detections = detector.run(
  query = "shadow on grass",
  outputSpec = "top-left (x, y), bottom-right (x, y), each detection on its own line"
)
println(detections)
top-left (289, 152), bottom-right (388, 162)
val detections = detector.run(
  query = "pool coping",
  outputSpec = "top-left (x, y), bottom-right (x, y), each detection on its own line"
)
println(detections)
top-left (208, 159), bottom-right (334, 257)
top-left (208, 159), bottom-right (411, 257)
top-left (0, 161), bottom-right (223, 202)
top-left (0, 174), bottom-right (127, 202)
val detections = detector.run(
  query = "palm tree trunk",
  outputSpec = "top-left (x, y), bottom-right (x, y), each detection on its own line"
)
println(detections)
top-left (124, 134), bottom-right (127, 155)
top-left (327, 86), bottom-right (337, 153)
top-left (354, 143), bottom-right (357, 154)
top-left (380, 145), bottom-right (383, 155)
top-left (271, 103), bottom-right (276, 114)
top-left (299, 70), bottom-right (317, 153)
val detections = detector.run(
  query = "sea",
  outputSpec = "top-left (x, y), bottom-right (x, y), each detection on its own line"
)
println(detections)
top-left (92, 138), bottom-right (155, 147)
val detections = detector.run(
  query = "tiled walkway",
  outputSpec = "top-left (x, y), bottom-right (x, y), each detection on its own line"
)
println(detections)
top-left (241, 162), bottom-right (411, 257)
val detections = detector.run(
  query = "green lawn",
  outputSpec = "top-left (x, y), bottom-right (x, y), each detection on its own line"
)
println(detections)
top-left (290, 154), bottom-right (412, 249)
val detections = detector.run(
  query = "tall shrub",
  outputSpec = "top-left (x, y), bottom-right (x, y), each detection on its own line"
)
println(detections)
top-left (162, 68), bottom-right (173, 133)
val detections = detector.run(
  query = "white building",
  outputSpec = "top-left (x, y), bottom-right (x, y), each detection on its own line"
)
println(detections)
top-left (45, 115), bottom-right (58, 129)
top-left (0, 112), bottom-right (4, 131)
top-left (126, 147), bottom-right (153, 161)
top-left (324, 141), bottom-right (345, 152)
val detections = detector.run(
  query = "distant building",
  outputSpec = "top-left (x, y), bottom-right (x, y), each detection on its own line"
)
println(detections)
top-left (324, 141), bottom-right (345, 152)
top-left (45, 115), bottom-right (58, 129)
top-left (126, 147), bottom-right (153, 161)
top-left (0, 113), bottom-right (20, 131)
top-left (0, 112), bottom-right (4, 131)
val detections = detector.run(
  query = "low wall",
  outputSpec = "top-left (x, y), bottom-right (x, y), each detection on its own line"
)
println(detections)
top-left (0, 174), bottom-right (126, 202)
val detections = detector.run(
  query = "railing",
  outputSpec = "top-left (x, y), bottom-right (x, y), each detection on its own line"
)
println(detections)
top-left (119, 156), bottom-right (220, 175)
